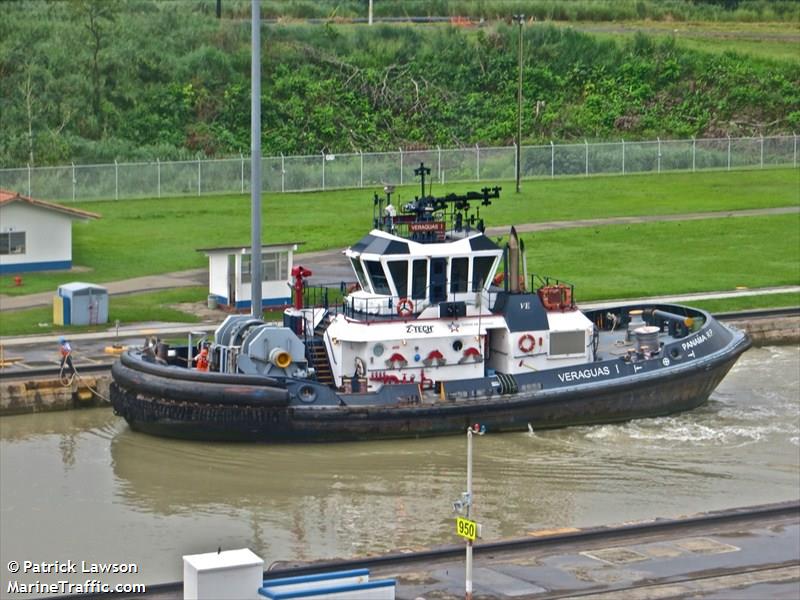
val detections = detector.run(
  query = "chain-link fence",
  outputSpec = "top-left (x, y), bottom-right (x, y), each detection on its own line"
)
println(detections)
top-left (1, 135), bottom-right (796, 202)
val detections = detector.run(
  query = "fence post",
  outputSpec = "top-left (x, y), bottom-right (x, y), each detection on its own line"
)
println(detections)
top-left (399, 147), bottom-right (403, 185)
top-left (760, 134), bottom-right (764, 168)
top-left (71, 162), bottom-right (76, 202)
top-left (27, 163), bottom-right (31, 197)
top-left (585, 139), bottom-right (589, 176)
top-left (621, 139), bottom-right (625, 174)
top-left (359, 150), bottom-right (364, 188)
top-left (114, 159), bottom-right (119, 200)
top-left (157, 159), bottom-right (161, 198)
top-left (657, 137), bottom-right (661, 173)
top-left (794, 133), bottom-right (797, 168)
top-left (197, 155), bottom-right (201, 195)
top-left (476, 143), bottom-right (480, 181)
top-left (437, 145), bottom-right (442, 181)
top-left (281, 153), bottom-right (285, 193)
top-left (241, 153), bottom-right (245, 193)
top-left (321, 151), bottom-right (325, 190)
top-left (550, 141), bottom-right (554, 178)
top-left (692, 137), bottom-right (696, 172)
top-left (727, 135), bottom-right (731, 171)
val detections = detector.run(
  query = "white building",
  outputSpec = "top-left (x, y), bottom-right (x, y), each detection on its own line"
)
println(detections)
top-left (198, 243), bottom-right (301, 310)
top-left (0, 190), bottom-right (100, 274)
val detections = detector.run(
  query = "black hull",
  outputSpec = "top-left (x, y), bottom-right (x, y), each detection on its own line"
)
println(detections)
top-left (110, 340), bottom-right (748, 443)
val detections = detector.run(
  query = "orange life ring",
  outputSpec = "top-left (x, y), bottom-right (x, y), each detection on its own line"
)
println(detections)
top-left (397, 298), bottom-right (414, 316)
top-left (518, 334), bottom-right (536, 354)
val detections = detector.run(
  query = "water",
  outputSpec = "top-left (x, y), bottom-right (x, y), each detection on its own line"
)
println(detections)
top-left (1, 346), bottom-right (798, 590)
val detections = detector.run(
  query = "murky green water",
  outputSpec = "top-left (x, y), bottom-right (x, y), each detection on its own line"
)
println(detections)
top-left (1, 346), bottom-right (798, 590)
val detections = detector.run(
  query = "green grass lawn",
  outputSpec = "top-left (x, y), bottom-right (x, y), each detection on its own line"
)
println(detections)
top-left (0, 168), bottom-right (797, 297)
top-left (0, 287), bottom-right (206, 337)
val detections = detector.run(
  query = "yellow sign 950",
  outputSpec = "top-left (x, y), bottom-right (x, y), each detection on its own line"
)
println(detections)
top-left (456, 517), bottom-right (477, 541)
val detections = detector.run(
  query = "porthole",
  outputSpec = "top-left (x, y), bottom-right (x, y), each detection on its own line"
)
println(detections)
top-left (373, 343), bottom-right (385, 357)
top-left (452, 340), bottom-right (463, 351)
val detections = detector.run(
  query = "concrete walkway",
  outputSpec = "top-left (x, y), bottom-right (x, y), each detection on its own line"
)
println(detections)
top-left (0, 206), bottom-right (797, 313)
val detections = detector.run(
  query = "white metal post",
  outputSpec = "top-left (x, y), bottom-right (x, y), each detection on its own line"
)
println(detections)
top-left (585, 139), bottom-right (589, 176)
top-left (513, 142), bottom-right (518, 184)
top-left (157, 159), bottom-right (161, 198)
top-left (692, 137), bottom-right (696, 172)
top-left (359, 150), bottom-right (363, 188)
top-left (437, 145), bottom-right (442, 181)
top-left (281, 153), bottom-right (285, 193)
top-left (760, 134), bottom-right (764, 168)
top-left (399, 147), bottom-right (403, 185)
top-left (550, 141), bottom-right (554, 178)
top-left (114, 159), bottom-right (119, 200)
top-left (657, 137), bottom-right (661, 173)
top-left (727, 135), bottom-right (731, 171)
top-left (794, 133), bottom-right (798, 168)
top-left (241, 153), bottom-right (245, 193)
top-left (321, 151), bottom-right (325, 190)
top-left (476, 144), bottom-right (480, 181)
top-left (71, 162), bottom-right (75, 202)
top-left (27, 163), bottom-right (31, 197)
top-left (621, 139), bottom-right (625, 174)
top-left (465, 428), bottom-right (473, 600)
top-left (197, 156), bottom-right (201, 195)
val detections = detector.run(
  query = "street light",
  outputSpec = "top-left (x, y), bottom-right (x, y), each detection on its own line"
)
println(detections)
top-left (512, 14), bottom-right (525, 194)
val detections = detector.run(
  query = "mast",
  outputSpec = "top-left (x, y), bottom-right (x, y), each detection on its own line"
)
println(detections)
top-left (250, 0), bottom-right (262, 317)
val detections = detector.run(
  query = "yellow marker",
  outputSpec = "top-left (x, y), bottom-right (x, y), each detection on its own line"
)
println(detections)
top-left (456, 517), bottom-right (477, 541)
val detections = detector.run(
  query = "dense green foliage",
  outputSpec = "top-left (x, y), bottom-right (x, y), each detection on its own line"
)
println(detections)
top-left (0, 0), bottom-right (798, 168)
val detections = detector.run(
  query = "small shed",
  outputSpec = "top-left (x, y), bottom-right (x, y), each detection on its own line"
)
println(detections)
top-left (197, 243), bottom-right (301, 310)
top-left (53, 282), bottom-right (109, 326)
top-left (0, 189), bottom-right (100, 274)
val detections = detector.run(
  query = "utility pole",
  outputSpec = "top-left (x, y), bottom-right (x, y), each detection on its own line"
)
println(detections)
top-left (250, 0), bottom-right (262, 317)
top-left (513, 14), bottom-right (525, 194)
top-left (368, 0), bottom-right (373, 25)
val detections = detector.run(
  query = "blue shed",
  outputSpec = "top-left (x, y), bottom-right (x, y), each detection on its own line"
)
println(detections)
top-left (53, 282), bottom-right (108, 326)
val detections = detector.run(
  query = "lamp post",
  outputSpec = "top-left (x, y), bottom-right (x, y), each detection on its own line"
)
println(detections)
top-left (513, 14), bottom-right (525, 194)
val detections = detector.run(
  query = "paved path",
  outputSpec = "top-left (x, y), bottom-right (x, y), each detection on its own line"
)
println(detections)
top-left (1, 206), bottom-right (797, 312)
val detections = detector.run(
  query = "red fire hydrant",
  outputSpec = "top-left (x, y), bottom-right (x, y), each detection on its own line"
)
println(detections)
top-left (13, 276), bottom-right (22, 287)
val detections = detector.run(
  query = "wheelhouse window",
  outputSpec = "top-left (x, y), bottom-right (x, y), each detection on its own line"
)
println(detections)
top-left (350, 257), bottom-right (368, 290)
top-left (242, 252), bottom-right (287, 283)
top-left (411, 259), bottom-right (427, 300)
top-left (0, 231), bottom-right (25, 255)
top-left (472, 256), bottom-right (496, 291)
top-left (387, 261), bottom-right (408, 298)
top-left (450, 257), bottom-right (469, 294)
top-left (364, 260), bottom-right (391, 295)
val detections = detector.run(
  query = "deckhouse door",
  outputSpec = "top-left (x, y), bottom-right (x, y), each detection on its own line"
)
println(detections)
top-left (429, 258), bottom-right (447, 304)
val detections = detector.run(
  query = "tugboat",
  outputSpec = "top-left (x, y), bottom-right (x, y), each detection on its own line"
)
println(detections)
top-left (111, 164), bottom-right (751, 442)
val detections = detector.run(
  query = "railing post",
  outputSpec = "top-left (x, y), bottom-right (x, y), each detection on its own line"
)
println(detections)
top-left (727, 135), bottom-right (731, 171)
top-left (27, 163), bottom-right (31, 197)
top-left (241, 153), bottom-right (245, 193)
top-left (657, 137), bottom-right (661, 173)
top-left (437, 144), bottom-right (442, 181)
top-left (585, 139), bottom-right (589, 176)
top-left (760, 134), bottom-right (764, 168)
top-left (399, 147), bottom-right (403, 185)
top-left (359, 150), bottom-right (363, 188)
top-left (157, 158), bottom-right (161, 198)
top-left (476, 143), bottom-right (480, 181)
top-left (114, 159), bottom-right (119, 200)
top-left (321, 151), bottom-right (325, 190)
top-left (550, 141), bottom-right (554, 178)
top-left (621, 138), bottom-right (625, 174)
top-left (692, 137), bottom-right (696, 172)
top-left (71, 162), bottom-right (75, 202)
top-left (281, 153), bottom-right (285, 193)
top-left (197, 155), bottom-right (201, 195)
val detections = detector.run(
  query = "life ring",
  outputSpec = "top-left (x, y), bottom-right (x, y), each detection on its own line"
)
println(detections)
top-left (518, 334), bottom-right (536, 354)
top-left (397, 298), bottom-right (414, 316)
